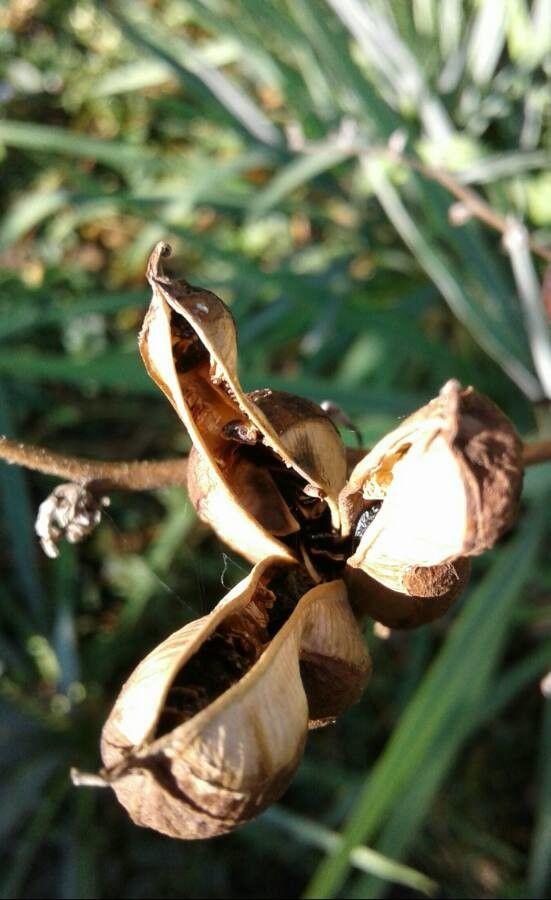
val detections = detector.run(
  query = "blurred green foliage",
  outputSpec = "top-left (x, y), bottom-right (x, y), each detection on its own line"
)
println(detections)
top-left (0, 1), bottom-right (550, 898)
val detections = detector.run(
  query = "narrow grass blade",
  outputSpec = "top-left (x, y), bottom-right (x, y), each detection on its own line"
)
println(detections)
top-left (0, 121), bottom-right (152, 169)
top-left (503, 219), bottom-right (551, 399)
top-left (249, 145), bottom-right (352, 220)
top-left (466, 0), bottom-right (506, 86)
top-left (456, 150), bottom-right (548, 185)
top-left (528, 685), bottom-right (551, 897)
top-left (263, 806), bottom-right (437, 896)
top-left (353, 646), bottom-right (551, 897)
top-left (234, 0), bottom-right (337, 121)
top-left (507, 0), bottom-right (551, 68)
top-left (184, 0), bottom-right (286, 87)
top-left (0, 383), bottom-right (45, 627)
top-left (347, 737), bottom-right (461, 899)
top-left (93, 59), bottom-right (174, 96)
top-left (412, 0), bottom-right (436, 36)
top-left (108, 1), bottom-right (281, 147)
top-left (305, 502), bottom-right (547, 898)
top-left (0, 188), bottom-right (69, 252)
top-left (437, 0), bottom-right (464, 58)
top-left (364, 158), bottom-right (542, 401)
top-left (288, 0), bottom-right (399, 135)
top-left (51, 546), bottom-right (80, 695)
top-left (0, 350), bottom-right (153, 393)
top-left (327, 0), bottom-right (453, 142)
top-left (530, 0), bottom-right (551, 65)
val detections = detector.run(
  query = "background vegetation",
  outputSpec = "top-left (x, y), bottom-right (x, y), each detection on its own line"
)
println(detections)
top-left (1, 1), bottom-right (550, 897)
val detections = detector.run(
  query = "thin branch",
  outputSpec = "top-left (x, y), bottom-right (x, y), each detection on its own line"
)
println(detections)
top-left (285, 122), bottom-right (551, 263)
top-left (384, 147), bottom-right (551, 264)
top-left (1, 437), bottom-right (550, 498)
top-left (523, 439), bottom-right (551, 467)
top-left (0, 437), bottom-right (188, 492)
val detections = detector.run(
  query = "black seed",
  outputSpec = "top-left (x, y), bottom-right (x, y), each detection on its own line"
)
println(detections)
top-left (354, 502), bottom-right (383, 544)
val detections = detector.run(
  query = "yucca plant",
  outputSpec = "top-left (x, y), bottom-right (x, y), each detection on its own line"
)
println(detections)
top-left (0, 1), bottom-right (550, 898)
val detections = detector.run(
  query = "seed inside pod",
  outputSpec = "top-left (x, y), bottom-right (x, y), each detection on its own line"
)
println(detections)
top-left (222, 419), bottom-right (260, 444)
top-left (353, 501), bottom-right (383, 545)
top-left (217, 391), bottom-right (349, 574)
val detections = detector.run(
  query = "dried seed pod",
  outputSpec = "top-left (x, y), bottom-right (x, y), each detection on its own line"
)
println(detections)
top-left (186, 389), bottom-right (347, 564)
top-left (340, 380), bottom-right (523, 593)
top-left (140, 243), bottom-right (347, 564)
top-left (187, 445), bottom-right (301, 558)
top-left (99, 558), bottom-right (369, 839)
top-left (345, 558), bottom-right (471, 629)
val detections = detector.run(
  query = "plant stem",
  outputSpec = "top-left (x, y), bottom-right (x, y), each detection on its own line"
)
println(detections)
top-left (1, 437), bottom-right (550, 495)
top-left (0, 437), bottom-right (188, 491)
top-left (523, 439), bottom-right (551, 467)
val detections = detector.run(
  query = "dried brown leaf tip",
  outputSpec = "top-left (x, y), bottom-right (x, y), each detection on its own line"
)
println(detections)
top-left (75, 242), bottom-right (523, 837)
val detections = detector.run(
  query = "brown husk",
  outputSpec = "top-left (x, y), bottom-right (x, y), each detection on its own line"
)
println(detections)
top-left (341, 380), bottom-right (523, 592)
top-left (345, 558), bottom-right (471, 629)
top-left (100, 561), bottom-right (369, 839)
top-left (140, 243), bottom-right (347, 561)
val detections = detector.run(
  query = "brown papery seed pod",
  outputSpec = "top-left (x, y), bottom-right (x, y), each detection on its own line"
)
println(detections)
top-left (187, 390), bottom-right (347, 565)
top-left (340, 380), bottom-right (523, 594)
top-left (140, 243), bottom-right (347, 564)
top-left (98, 557), bottom-right (370, 839)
